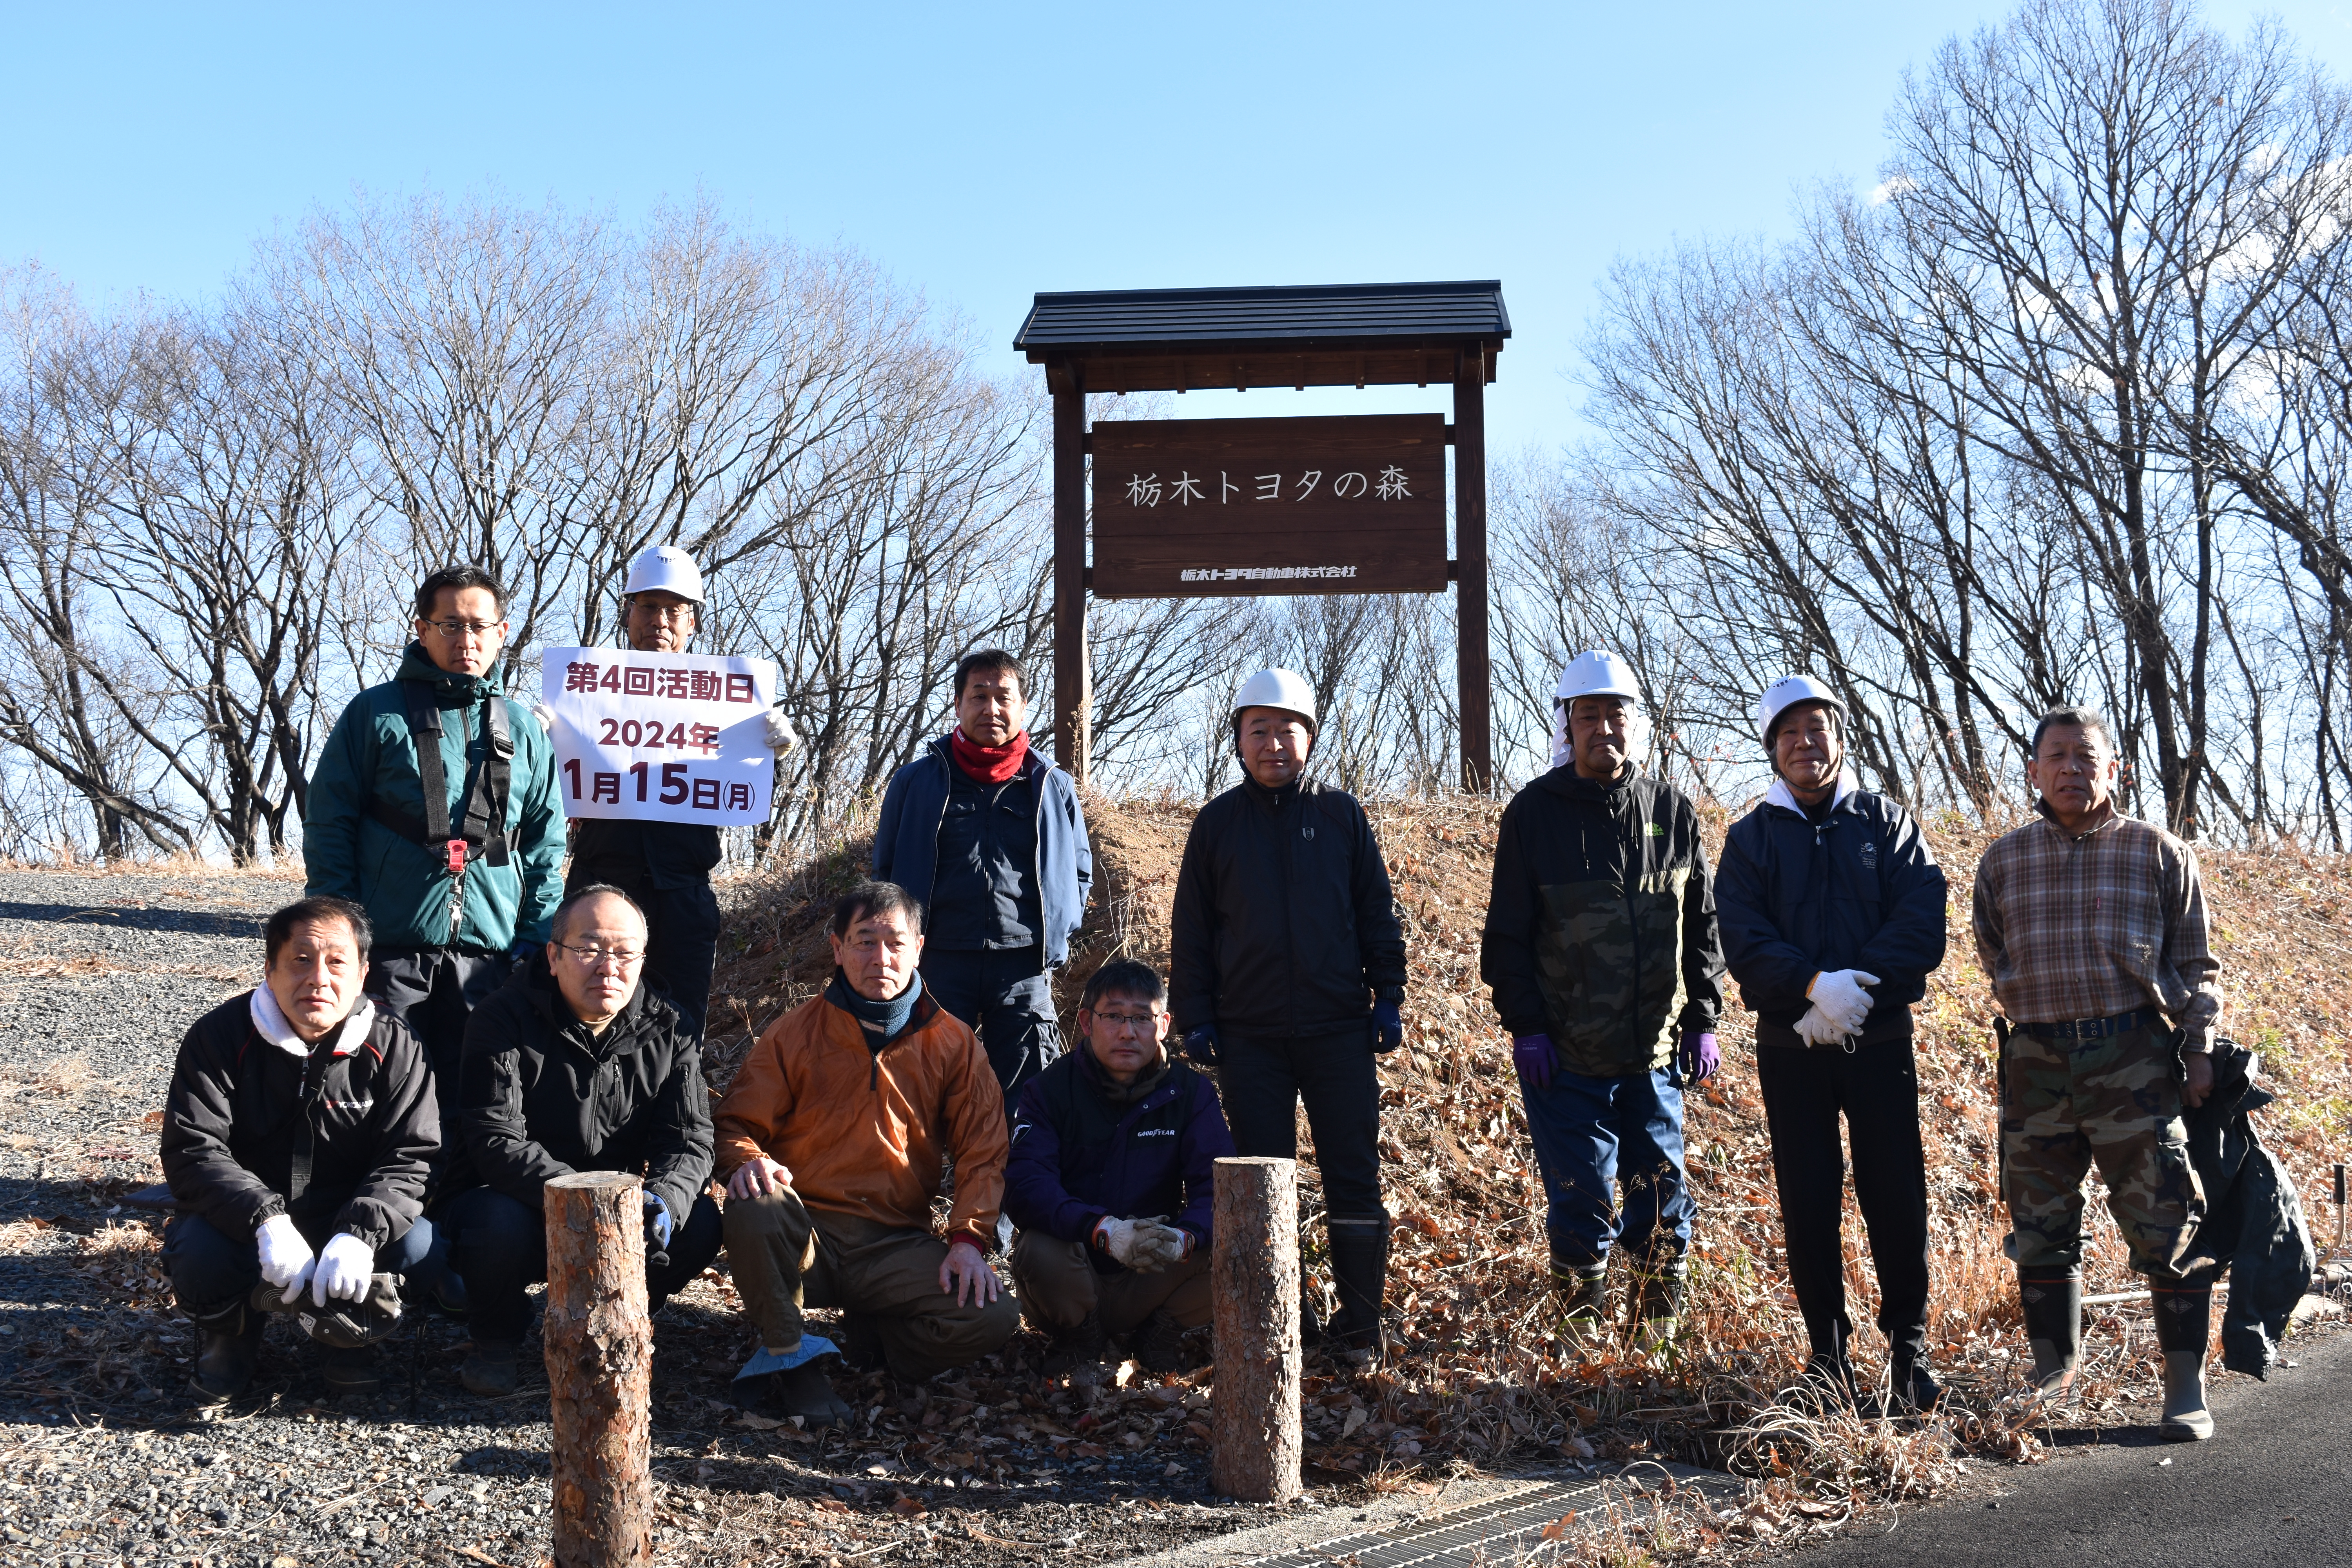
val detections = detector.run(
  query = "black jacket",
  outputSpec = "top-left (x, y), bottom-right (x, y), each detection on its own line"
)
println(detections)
top-left (2181, 1040), bottom-right (2316, 1378)
top-left (1170, 775), bottom-right (1407, 1038)
top-left (1715, 781), bottom-right (1949, 1049)
top-left (569, 818), bottom-right (722, 894)
top-left (444, 953), bottom-right (715, 1221)
top-left (1481, 767), bottom-right (1725, 1077)
top-left (160, 993), bottom-right (439, 1250)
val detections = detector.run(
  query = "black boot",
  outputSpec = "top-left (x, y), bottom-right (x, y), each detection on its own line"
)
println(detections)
top-left (1134, 1308), bottom-right (1197, 1376)
top-left (768, 1362), bottom-right (853, 1428)
top-left (189, 1301), bottom-right (262, 1403)
top-left (322, 1344), bottom-right (381, 1399)
top-left (2018, 1266), bottom-right (2083, 1401)
top-left (1045, 1310), bottom-right (1111, 1388)
top-left (1551, 1252), bottom-right (1610, 1335)
top-left (2151, 1282), bottom-right (2215, 1442)
top-left (1889, 1350), bottom-right (1943, 1415)
top-left (1627, 1255), bottom-right (1688, 1356)
top-left (1327, 1226), bottom-right (1388, 1365)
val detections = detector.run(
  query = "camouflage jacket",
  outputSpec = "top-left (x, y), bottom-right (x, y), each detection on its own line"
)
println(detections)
top-left (1480, 768), bottom-right (1725, 1078)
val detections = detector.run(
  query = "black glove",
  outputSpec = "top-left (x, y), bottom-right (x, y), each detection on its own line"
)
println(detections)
top-left (1372, 1000), bottom-right (1404, 1053)
top-left (1181, 1023), bottom-right (1220, 1064)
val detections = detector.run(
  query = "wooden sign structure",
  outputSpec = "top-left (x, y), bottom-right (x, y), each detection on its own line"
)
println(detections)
top-left (1015, 280), bottom-right (1510, 789)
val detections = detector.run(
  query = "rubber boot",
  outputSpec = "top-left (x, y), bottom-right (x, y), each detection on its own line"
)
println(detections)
top-left (1552, 1254), bottom-right (1610, 1336)
top-left (2018, 1265), bottom-right (2082, 1402)
top-left (1134, 1307), bottom-right (1196, 1376)
top-left (1327, 1226), bottom-right (1388, 1366)
top-left (1801, 1348), bottom-right (1858, 1410)
top-left (769, 1363), bottom-right (852, 1428)
top-left (1045, 1309), bottom-right (1111, 1389)
top-left (189, 1301), bottom-right (263, 1403)
top-left (322, 1344), bottom-right (381, 1399)
top-left (2151, 1283), bottom-right (2216, 1442)
top-left (1628, 1256), bottom-right (1688, 1357)
top-left (460, 1339), bottom-right (518, 1397)
top-left (1889, 1350), bottom-right (1943, 1415)
top-left (838, 1313), bottom-right (887, 1374)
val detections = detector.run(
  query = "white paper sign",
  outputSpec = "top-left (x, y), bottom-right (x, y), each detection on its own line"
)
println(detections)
top-left (541, 646), bottom-right (777, 826)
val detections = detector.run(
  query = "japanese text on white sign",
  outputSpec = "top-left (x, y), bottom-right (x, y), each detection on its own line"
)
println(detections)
top-left (541, 647), bottom-right (777, 826)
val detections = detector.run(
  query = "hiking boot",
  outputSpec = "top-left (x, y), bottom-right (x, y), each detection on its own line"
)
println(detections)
top-left (2018, 1266), bottom-right (2082, 1403)
top-left (431, 1270), bottom-right (469, 1316)
top-left (322, 1344), bottom-right (381, 1399)
top-left (1627, 1256), bottom-right (1688, 1357)
top-left (2152, 1283), bottom-right (2215, 1442)
top-left (768, 1362), bottom-right (853, 1429)
top-left (1134, 1308), bottom-right (1198, 1377)
top-left (1327, 1226), bottom-right (1388, 1367)
top-left (1890, 1352), bottom-right (1943, 1416)
top-left (1552, 1256), bottom-right (1610, 1337)
top-left (1800, 1351), bottom-right (1858, 1410)
top-left (1044, 1310), bottom-right (1111, 1388)
top-left (460, 1339), bottom-right (519, 1397)
top-left (190, 1302), bottom-right (263, 1404)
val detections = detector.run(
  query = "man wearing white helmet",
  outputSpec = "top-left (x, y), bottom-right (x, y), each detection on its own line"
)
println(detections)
top-left (557, 545), bottom-right (798, 1041)
top-left (1170, 668), bottom-right (1408, 1362)
top-left (1481, 650), bottom-right (1723, 1347)
top-left (1715, 675), bottom-right (1949, 1411)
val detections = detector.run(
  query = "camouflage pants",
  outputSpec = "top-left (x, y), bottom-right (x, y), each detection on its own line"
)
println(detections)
top-left (2001, 1023), bottom-right (2204, 1276)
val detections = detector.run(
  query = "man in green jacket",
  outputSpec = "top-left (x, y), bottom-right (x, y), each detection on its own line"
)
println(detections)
top-left (304, 564), bottom-right (564, 1174)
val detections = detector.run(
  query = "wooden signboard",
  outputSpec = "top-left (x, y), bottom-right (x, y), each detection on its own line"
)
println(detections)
top-left (1089, 414), bottom-right (1448, 599)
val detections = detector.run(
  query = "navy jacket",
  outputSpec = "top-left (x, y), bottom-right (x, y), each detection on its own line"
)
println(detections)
top-left (873, 736), bottom-right (1092, 967)
top-left (1004, 1046), bottom-right (1234, 1256)
top-left (1715, 779), bottom-right (1948, 1049)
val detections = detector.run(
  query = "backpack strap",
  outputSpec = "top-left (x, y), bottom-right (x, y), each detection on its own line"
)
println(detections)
top-left (366, 681), bottom-right (515, 873)
top-left (284, 1032), bottom-right (345, 1208)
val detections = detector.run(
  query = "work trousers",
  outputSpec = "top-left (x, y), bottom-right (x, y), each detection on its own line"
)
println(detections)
top-left (1520, 1064), bottom-right (1692, 1268)
top-left (437, 1186), bottom-right (724, 1343)
top-left (922, 946), bottom-right (1062, 1096)
top-left (367, 946), bottom-right (512, 1167)
top-left (567, 871), bottom-right (721, 1042)
top-left (1008, 1232), bottom-right (1212, 1336)
top-left (1756, 1038), bottom-right (1931, 1361)
top-left (2001, 1022), bottom-right (2204, 1276)
top-left (163, 1211), bottom-right (438, 1321)
top-left (1218, 1025), bottom-right (1387, 1240)
top-left (722, 1189), bottom-right (1021, 1381)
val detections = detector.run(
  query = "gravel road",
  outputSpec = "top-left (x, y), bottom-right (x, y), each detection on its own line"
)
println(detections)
top-left (0, 867), bottom-right (1352, 1568)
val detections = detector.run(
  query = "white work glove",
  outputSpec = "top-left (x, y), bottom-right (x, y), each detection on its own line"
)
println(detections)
top-left (1092, 1215), bottom-right (1149, 1270)
top-left (1130, 1218), bottom-right (1192, 1272)
top-left (1806, 969), bottom-right (1880, 1036)
top-left (1793, 1004), bottom-right (1847, 1047)
top-left (311, 1232), bottom-right (375, 1306)
top-left (762, 706), bottom-right (800, 753)
top-left (255, 1213), bottom-right (316, 1303)
top-left (529, 699), bottom-right (557, 733)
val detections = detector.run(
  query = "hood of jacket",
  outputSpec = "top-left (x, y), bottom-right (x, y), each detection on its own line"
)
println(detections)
top-left (394, 642), bottom-right (506, 702)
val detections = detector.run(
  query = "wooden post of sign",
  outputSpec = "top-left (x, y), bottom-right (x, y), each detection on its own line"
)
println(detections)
top-left (1052, 362), bottom-right (1091, 787)
top-left (544, 1171), bottom-right (653, 1568)
top-left (1454, 347), bottom-right (1493, 791)
top-left (1210, 1156), bottom-right (1302, 1502)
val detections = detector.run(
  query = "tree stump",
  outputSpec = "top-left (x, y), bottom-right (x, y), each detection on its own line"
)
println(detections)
top-left (544, 1171), bottom-right (653, 1568)
top-left (1210, 1156), bottom-right (1302, 1502)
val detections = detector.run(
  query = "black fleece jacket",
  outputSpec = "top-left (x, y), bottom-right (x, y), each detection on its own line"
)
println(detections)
top-left (160, 993), bottom-right (439, 1249)
top-left (443, 954), bottom-right (714, 1221)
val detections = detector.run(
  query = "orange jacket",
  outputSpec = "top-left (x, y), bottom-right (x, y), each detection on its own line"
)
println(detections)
top-left (713, 983), bottom-right (1007, 1247)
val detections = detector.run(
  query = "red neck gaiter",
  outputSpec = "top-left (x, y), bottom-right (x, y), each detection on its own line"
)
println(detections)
top-left (949, 728), bottom-right (1030, 784)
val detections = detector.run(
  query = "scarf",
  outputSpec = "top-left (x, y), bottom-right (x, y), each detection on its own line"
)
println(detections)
top-left (949, 727), bottom-right (1029, 785)
top-left (249, 986), bottom-right (374, 1061)
top-left (826, 968), bottom-right (924, 1047)
top-left (1080, 1041), bottom-right (1173, 1106)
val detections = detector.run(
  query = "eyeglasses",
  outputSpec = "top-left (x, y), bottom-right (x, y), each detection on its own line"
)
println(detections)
top-left (553, 942), bottom-right (646, 969)
top-left (1088, 1009), bottom-right (1161, 1035)
top-left (422, 618), bottom-right (503, 641)
top-left (629, 603), bottom-right (696, 624)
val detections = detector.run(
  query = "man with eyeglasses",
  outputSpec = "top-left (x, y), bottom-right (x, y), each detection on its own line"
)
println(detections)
top-left (304, 565), bottom-right (565, 1223)
top-left (1004, 958), bottom-right (1233, 1386)
top-left (435, 883), bottom-right (719, 1396)
top-left (1974, 705), bottom-right (2223, 1441)
top-left (553, 546), bottom-right (797, 1041)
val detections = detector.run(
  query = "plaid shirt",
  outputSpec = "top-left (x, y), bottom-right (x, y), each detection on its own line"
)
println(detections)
top-left (1971, 804), bottom-right (2222, 1049)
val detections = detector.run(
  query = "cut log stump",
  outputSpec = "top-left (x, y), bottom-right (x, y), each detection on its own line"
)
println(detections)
top-left (1210, 1155), bottom-right (1302, 1502)
top-left (544, 1171), bottom-right (653, 1568)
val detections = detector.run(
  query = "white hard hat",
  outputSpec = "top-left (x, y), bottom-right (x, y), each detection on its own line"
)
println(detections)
top-left (1232, 668), bottom-right (1318, 730)
top-left (1757, 674), bottom-right (1848, 748)
top-left (1554, 649), bottom-right (1644, 708)
top-left (624, 544), bottom-right (704, 604)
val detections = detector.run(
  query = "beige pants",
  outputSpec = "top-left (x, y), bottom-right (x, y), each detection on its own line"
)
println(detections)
top-left (1009, 1230), bottom-right (1213, 1337)
top-left (723, 1190), bottom-right (1020, 1382)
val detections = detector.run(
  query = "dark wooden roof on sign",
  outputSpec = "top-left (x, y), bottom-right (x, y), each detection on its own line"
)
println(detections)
top-left (1016, 281), bottom-right (1508, 394)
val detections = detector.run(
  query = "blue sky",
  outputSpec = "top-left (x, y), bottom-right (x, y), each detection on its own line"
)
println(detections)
top-left (5, 0), bottom-right (2349, 450)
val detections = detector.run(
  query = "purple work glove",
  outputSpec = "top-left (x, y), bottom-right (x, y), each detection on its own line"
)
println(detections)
top-left (1512, 1033), bottom-right (1557, 1093)
top-left (1679, 1029), bottom-right (1720, 1083)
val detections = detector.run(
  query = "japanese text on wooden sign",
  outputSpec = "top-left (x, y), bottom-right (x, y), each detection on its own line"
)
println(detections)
top-left (541, 647), bottom-right (777, 826)
top-left (1089, 413), bottom-right (1448, 599)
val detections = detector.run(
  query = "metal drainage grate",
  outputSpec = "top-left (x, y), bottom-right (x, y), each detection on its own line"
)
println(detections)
top-left (1242, 1469), bottom-right (1740, 1568)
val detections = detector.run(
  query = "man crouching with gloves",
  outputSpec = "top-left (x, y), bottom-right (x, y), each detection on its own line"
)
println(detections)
top-left (161, 896), bottom-right (441, 1402)
top-left (438, 883), bottom-right (721, 1396)
top-left (1715, 677), bottom-right (1948, 1411)
top-left (1005, 959), bottom-right (1237, 1385)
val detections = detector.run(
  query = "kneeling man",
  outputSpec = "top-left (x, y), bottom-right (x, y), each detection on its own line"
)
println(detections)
top-left (717, 881), bottom-right (1019, 1425)
top-left (161, 896), bottom-right (440, 1401)
top-left (441, 883), bottom-right (721, 1395)
top-left (1006, 959), bottom-right (1232, 1382)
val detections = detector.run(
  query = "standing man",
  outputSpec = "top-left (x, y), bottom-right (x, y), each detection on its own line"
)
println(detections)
top-left (1715, 676), bottom-right (1949, 1409)
top-left (304, 564), bottom-right (564, 1172)
top-left (1481, 651), bottom-right (1723, 1348)
top-left (556, 544), bottom-right (799, 1042)
top-left (1170, 668), bottom-right (1407, 1361)
top-left (1974, 706), bottom-right (2223, 1441)
top-left (873, 649), bottom-right (1091, 1100)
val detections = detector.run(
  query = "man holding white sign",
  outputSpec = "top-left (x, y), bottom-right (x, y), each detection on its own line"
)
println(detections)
top-left (539, 546), bottom-right (797, 1040)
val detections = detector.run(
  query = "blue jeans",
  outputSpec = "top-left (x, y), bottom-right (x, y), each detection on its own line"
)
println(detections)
top-left (163, 1212), bottom-right (439, 1320)
top-left (921, 947), bottom-right (1062, 1095)
top-left (1520, 1066), bottom-right (1693, 1267)
top-left (439, 1186), bottom-right (725, 1343)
